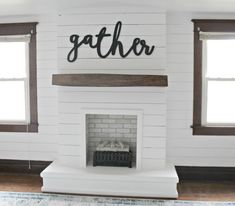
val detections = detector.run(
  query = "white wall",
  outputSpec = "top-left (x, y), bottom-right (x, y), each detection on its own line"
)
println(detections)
top-left (1, 9), bottom-right (235, 168)
top-left (0, 14), bottom-right (58, 161)
top-left (166, 12), bottom-right (235, 166)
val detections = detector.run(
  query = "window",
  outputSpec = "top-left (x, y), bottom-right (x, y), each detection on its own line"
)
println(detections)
top-left (192, 19), bottom-right (235, 135)
top-left (0, 23), bottom-right (38, 132)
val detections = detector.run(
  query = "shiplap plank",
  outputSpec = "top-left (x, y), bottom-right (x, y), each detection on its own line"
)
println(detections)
top-left (168, 138), bottom-right (235, 149)
top-left (59, 102), bottom-right (167, 115)
top-left (168, 82), bottom-right (193, 92)
top-left (168, 148), bottom-right (235, 158)
top-left (58, 91), bottom-right (166, 104)
top-left (59, 124), bottom-right (81, 135)
top-left (59, 156), bottom-right (82, 167)
top-left (167, 24), bottom-right (193, 34)
top-left (59, 145), bottom-right (81, 156)
top-left (39, 116), bottom-right (58, 125)
top-left (167, 34), bottom-right (193, 44)
top-left (168, 101), bottom-right (192, 111)
top-left (38, 125), bottom-right (58, 134)
top-left (30, 143), bottom-right (58, 152)
top-left (37, 59), bottom-right (57, 69)
top-left (143, 126), bottom-right (166, 137)
top-left (167, 110), bottom-right (192, 120)
top-left (167, 128), bottom-right (192, 138)
top-left (168, 53), bottom-right (193, 64)
top-left (0, 134), bottom-right (57, 144)
top-left (59, 114), bottom-right (81, 124)
top-left (142, 158), bottom-right (165, 169)
top-left (143, 137), bottom-right (166, 148)
top-left (143, 148), bottom-right (165, 159)
top-left (58, 87), bottom-right (166, 93)
top-left (167, 119), bottom-right (188, 129)
top-left (58, 24), bottom-right (165, 36)
top-left (143, 115), bottom-right (166, 126)
top-left (167, 43), bottom-right (193, 53)
top-left (57, 69), bottom-right (165, 75)
top-left (168, 73), bottom-right (193, 82)
top-left (167, 156), bottom-right (235, 167)
top-left (58, 13), bottom-right (165, 25)
top-left (59, 134), bottom-right (80, 145)
top-left (58, 58), bottom-right (166, 70)
top-left (168, 63), bottom-right (193, 73)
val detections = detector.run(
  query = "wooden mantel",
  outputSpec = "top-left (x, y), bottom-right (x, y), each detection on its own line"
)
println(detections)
top-left (52, 74), bottom-right (168, 87)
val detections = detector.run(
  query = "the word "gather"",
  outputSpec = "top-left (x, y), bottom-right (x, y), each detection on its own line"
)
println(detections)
top-left (67, 21), bottom-right (155, 62)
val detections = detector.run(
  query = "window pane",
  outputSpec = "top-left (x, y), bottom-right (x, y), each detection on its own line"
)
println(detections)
top-left (207, 81), bottom-right (235, 124)
top-left (0, 81), bottom-right (26, 122)
top-left (206, 40), bottom-right (235, 78)
top-left (0, 42), bottom-right (27, 78)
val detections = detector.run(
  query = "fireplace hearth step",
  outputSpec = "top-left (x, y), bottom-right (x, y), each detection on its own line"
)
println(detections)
top-left (41, 161), bottom-right (179, 198)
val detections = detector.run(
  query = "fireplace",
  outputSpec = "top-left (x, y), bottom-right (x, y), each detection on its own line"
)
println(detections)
top-left (81, 109), bottom-right (143, 169)
top-left (41, 73), bottom-right (178, 198)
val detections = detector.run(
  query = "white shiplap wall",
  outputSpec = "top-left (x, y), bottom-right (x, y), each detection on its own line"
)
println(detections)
top-left (0, 14), bottom-right (58, 161)
top-left (57, 11), bottom-right (167, 169)
top-left (1, 10), bottom-right (234, 168)
top-left (167, 12), bottom-right (235, 167)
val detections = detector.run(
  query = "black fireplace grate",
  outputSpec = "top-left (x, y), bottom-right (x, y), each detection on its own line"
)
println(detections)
top-left (93, 151), bottom-right (132, 168)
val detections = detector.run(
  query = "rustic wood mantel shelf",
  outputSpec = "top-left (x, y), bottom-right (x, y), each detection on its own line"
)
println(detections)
top-left (52, 74), bottom-right (168, 87)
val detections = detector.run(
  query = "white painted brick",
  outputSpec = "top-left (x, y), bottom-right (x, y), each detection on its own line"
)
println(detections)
top-left (131, 119), bottom-right (137, 124)
top-left (88, 119), bottom-right (102, 123)
top-left (124, 133), bottom-right (136, 138)
top-left (88, 124), bottom-right (95, 128)
top-left (109, 115), bottom-right (124, 119)
top-left (109, 124), bottom-right (123, 129)
top-left (116, 128), bottom-right (131, 133)
top-left (109, 133), bottom-right (124, 138)
top-left (89, 128), bottom-right (102, 133)
top-left (124, 124), bottom-right (137, 129)
top-left (130, 128), bottom-right (137, 134)
top-left (95, 123), bottom-right (109, 128)
top-left (116, 119), bottom-right (132, 124)
top-left (124, 115), bottom-right (136, 119)
top-left (101, 128), bottom-right (116, 133)
top-left (102, 119), bottom-right (116, 124)
top-left (95, 114), bottom-right (109, 119)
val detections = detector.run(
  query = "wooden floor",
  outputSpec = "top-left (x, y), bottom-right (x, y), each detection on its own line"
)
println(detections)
top-left (0, 173), bottom-right (235, 201)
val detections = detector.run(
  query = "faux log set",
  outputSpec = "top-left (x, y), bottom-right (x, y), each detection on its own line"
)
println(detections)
top-left (52, 73), bottom-right (168, 87)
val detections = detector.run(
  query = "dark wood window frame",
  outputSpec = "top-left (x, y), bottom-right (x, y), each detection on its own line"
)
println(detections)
top-left (192, 19), bottom-right (235, 135)
top-left (0, 22), bottom-right (38, 132)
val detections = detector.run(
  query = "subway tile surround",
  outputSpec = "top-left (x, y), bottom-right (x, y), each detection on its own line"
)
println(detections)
top-left (86, 114), bottom-right (137, 166)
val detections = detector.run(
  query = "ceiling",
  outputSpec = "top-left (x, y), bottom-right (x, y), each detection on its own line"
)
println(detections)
top-left (0, 0), bottom-right (235, 16)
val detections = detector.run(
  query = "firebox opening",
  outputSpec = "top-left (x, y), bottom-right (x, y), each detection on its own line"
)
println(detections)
top-left (86, 114), bottom-right (137, 168)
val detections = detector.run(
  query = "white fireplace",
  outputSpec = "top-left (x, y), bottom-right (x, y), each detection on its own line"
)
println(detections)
top-left (41, 84), bottom-right (178, 198)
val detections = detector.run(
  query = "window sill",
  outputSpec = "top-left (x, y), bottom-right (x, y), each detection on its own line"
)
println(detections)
top-left (192, 125), bottom-right (235, 135)
top-left (0, 123), bottom-right (38, 133)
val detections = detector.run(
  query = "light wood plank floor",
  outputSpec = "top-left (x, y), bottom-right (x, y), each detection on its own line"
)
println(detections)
top-left (0, 173), bottom-right (235, 201)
